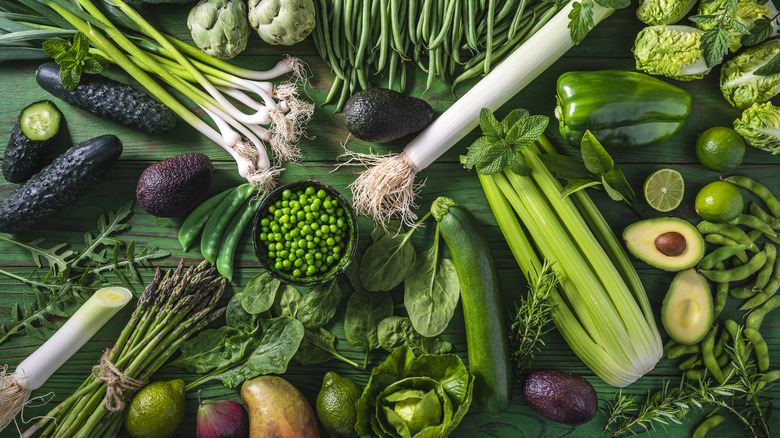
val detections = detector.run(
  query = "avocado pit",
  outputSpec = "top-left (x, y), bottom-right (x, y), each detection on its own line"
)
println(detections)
top-left (655, 231), bottom-right (687, 257)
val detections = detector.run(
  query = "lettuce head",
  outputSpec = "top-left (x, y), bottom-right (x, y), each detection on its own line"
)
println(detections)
top-left (733, 101), bottom-right (780, 154)
top-left (720, 39), bottom-right (780, 109)
top-left (636, 0), bottom-right (697, 25)
top-left (633, 25), bottom-right (712, 80)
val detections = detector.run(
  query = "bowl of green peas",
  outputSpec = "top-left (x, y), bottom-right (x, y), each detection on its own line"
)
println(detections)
top-left (252, 180), bottom-right (358, 286)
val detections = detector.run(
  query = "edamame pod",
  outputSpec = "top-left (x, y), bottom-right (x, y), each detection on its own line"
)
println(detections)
top-left (729, 214), bottom-right (777, 237)
top-left (753, 244), bottom-right (776, 290)
top-left (749, 202), bottom-right (779, 230)
top-left (697, 221), bottom-right (759, 252)
top-left (739, 264), bottom-right (780, 311)
top-left (698, 244), bottom-right (749, 270)
top-left (701, 325), bottom-right (724, 383)
top-left (692, 415), bottom-right (725, 438)
top-left (724, 175), bottom-right (780, 217)
top-left (744, 328), bottom-right (770, 372)
top-left (668, 343), bottom-right (700, 359)
top-left (700, 250), bottom-right (767, 283)
top-left (178, 187), bottom-right (236, 251)
top-left (712, 262), bottom-right (729, 318)
top-left (746, 295), bottom-right (779, 330)
top-left (678, 353), bottom-right (702, 370)
top-left (201, 184), bottom-right (256, 264)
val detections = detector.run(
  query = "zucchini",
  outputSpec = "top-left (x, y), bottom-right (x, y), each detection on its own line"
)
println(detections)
top-left (0, 135), bottom-right (122, 233)
top-left (35, 62), bottom-right (176, 134)
top-left (431, 196), bottom-right (512, 416)
top-left (3, 100), bottom-right (62, 183)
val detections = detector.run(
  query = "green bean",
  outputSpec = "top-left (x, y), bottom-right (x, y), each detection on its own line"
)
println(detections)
top-left (702, 325), bottom-right (724, 383)
top-left (508, 0), bottom-right (528, 40)
top-left (724, 175), bottom-right (780, 217)
top-left (495, 0), bottom-right (518, 22)
top-left (399, 51), bottom-right (408, 93)
top-left (730, 213), bottom-right (777, 237)
top-left (678, 353), bottom-right (702, 370)
top-left (429, 0), bottom-right (457, 48)
top-left (749, 201), bottom-right (779, 229)
top-left (450, 0), bottom-right (462, 65)
top-left (484, 0), bottom-right (495, 73)
top-left (216, 197), bottom-right (262, 282)
top-left (701, 250), bottom-right (767, 283)
top-left (201, 184), bottom-right (256, 264)
top-left (387, 50), bottom-right (398, 90)
top-left (465, 0), bottom-right (478, 49)
top-left (697, 221), bottom-right (759, 252)
top-left (753, 244), bottom-right (776, 290)
top-left (390, 0), bottom-right (405, 54)
top-left (744, 328), bottom-right (770, 372)
top-left (712, 262), bottom-right (729, 318)
top-left (408, 0), bottom-right (418, 45)
top-left (331, 0), bottom-right (343, 58)
top-left (425, 46), bottom-right (436, 91)
top-left (178, 187), bottom-right (235, 252)
top-left (746, 295), bottom-right (780, 330)
top-left (316, 0), bottom-right (344, 80)
top-left (698, 244), bottom-right (749, 270)
top-left (344, 0), bottom-right (355, 48)
top-left (692, 415), bottom-right (725, 438)
top-left (325, 75), bottom-right (343, 105)
top-left (375, 0), bottom-right (389, 71)
top-left (668, 343), bottom-right (701, 359)
top-left (354, 0), bottom-right (371, 67)
top-left (419, 0), bottom-right (432, 43)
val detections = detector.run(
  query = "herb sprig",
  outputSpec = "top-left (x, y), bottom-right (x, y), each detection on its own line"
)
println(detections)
top-left (42, 32), bottom-right (109, 90)
top-left (690, 0), bottom-right (751, 68)
top-left (0, 202), bottom-right (169, 344)
top-left (568, 0), bottom-right (630, 45)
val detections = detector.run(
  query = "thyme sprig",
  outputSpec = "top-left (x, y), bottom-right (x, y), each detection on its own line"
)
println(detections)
top-left (603, 326), bottom-right (775, 438)
top-left (509, 260), bottom-right (559, 378)
top-left (0, 202), bottom-right (169, 344)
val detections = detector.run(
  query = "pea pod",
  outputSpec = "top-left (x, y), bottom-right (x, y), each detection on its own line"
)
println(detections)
top-left (201, 183), bottom-right (256, 264)
top-left (744, 328), bottom-right (770, 372)
top-left (700, 250), bottom-right (767, 283)
top-left (692, 415), bottom-right (725, 438)
top-left (723, 175), bottom-right (780, 217)
top-left (697, 244), bottom-right (749, 270)
top-left (178, 187), bottom-right (236, 251)
top-left (216, 197), bottom-right (263, 281)
top-left (696, 221), bottom-right (758, 252)
top-left (555, 70), bottom-right (691, 150)
top-left (729, 214), bottom-right (777, 237)
top-left (746, 295), bottom-right (780, 330)
top-left (701, 325), bottom-right (724, 383)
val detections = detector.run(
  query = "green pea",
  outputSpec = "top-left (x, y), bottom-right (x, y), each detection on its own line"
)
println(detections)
top-left (692, 415), bottom-right (725, 438)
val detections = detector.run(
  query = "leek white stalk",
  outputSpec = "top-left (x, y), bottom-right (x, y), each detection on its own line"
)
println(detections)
top-left (0, 287), bottom-right (132, 432)
top-left (347, 2), bottom-right (613, 226)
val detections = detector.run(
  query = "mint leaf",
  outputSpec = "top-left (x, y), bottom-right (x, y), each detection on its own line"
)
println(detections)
top-left (509, 115), bottom-right (549, 146)
top-left (501, 108), bottom-right (529, 132)
top-left (82, 57), bottom-right (105, 74)
top-left (506, 152), bottom-right (531, 176)
top-left (42, 39), bottom-right (69, 58)
top-left (479, 108), bottom-right (502, 138)
top-left (71, 32), bottom-right (88, 55)
top-left (60, 65), bottom-right (79, 91)
top-left (475, 139), bottom-right (511, 174)
top-left (568, 0), bottom-right (594, 45)
top-left (44, 32), bottom-right (107, 91)
top-left (464, 136), bottom-right (494, 169)
top-left (580, 131), bottom-right (614, 174)
top-left (700, 27), bottom-right (730, 68)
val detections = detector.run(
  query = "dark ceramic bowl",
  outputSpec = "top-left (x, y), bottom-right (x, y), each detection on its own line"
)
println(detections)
top-left (252, 180), bottom-right (358, 286)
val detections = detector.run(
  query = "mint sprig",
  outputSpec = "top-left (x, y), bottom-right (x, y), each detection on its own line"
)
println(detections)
top-left (464, 108), bottom-right (549, 176)
top-left (539, 130), bottom-right (636, 210)
top-left (42, 32), bottom-right (109, 91)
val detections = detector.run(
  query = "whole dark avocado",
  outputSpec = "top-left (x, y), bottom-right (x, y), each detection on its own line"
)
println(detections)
top-left (522, 370), bottom-right (597, 425)
top-left (136, 153), bottom-right (213, 218)
top-left (342, 88), bottom-right (434, 143)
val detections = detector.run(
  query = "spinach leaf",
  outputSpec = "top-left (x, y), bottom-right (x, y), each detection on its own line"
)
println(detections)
top-left (297, 280), bottom-right (343, 329)
top-left (209, 316), bottom-right (305, 388)
top-left (170, 326), bottom-right (241, 373)
top-left (344, 290), bottom-right (393, 361)
top-left (271, 285), bottom-right (302, 318)
top-left (404, 228), bottom-right (459, 337)
top-left (377, 316), bottom-right (452, 356)
top-left (360, 227), bottom-right (417, 292)
top-left (294, 327), bottom-right (359, 367)
top-left (241, 271), bottom-right (281, 314)
top-left (226, 293), bottom-right (259, 333)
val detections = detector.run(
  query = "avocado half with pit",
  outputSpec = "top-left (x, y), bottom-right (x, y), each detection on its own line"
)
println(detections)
top-left (623, 217), bottom-right (704, 271)
top-left (661, 269), bottom-right (713, 345)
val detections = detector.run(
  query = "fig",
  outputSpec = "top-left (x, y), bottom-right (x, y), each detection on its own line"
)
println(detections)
top-left (241, 375), bottom-right (321, 438)
top-left (197, 390), bottom-right (249, 438)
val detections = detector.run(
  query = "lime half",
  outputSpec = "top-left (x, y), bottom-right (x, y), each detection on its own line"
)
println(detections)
top-left (644, 169), bottom-right (685, 212)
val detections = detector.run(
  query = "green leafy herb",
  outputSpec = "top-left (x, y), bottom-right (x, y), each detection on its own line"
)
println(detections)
top-left (741, 14), bottom-right (778, 47)
top-left (464, 108), bottom-right (549, 175)
top-left (509, 261), bottom-right (559, 377)
top-left (377, 316), bottom-right (452, 355)
top-left (403, 225), bottom-right (460, 338)
top-left (344, 290), bottom-right (394, 368)
top-left (539, 130), bottom-right (636, 209)
top-left (0, 201), bottom-right (169, 344)
top-left (568, 0), bottom-right (630, 44)
top-left (42, 32), bottom-right (108, 90)
top-left (691, 0), bottom-right (750, 68)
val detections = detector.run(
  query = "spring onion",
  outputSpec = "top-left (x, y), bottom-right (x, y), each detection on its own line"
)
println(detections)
top-left (345, 2), bottom-right (613, 226)
top-left (476, 136), bottom-right (663, 387)
top-left (0, 286), bottom-right (132, 432)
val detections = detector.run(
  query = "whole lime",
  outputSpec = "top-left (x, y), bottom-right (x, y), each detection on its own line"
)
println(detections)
top-left (316, 372), bottom-right (362, 438)
top-left (695, 127), bottom-right (746, 172)
top-left (125, 380), bottom-right (185, 438)
top-left (695, 181), bottom-right (744, 223)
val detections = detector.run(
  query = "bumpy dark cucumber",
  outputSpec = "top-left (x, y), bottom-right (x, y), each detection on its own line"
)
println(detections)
top-left (35, 62), bottom-right (176, 134)
top-left (3, 100), bottom-right (62, 183)
top-left (0, 135), bottom-right (122, 233)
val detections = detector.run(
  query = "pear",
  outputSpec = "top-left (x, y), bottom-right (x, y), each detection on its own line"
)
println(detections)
top-left (241, 376), bottom-right (321, 438)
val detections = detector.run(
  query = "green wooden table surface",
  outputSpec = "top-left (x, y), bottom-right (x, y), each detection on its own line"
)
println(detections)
top-left (1, 5), bottom-right (779, 438)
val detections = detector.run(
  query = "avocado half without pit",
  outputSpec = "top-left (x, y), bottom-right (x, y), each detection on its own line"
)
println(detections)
top-left (662, 269), bottom-right (713, 345)
top-left (622, 217), bottom-right (704, 271)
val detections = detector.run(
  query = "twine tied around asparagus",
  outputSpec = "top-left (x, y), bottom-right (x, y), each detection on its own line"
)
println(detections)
top-left (91, 350), bottom-right (147, 412)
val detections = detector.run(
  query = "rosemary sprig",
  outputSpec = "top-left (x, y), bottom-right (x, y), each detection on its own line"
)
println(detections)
top-left (509, 260), bottom-right (559, 378)
top-left (602, 326), bottom-right (775, 438)
top-left (0, 201), bottom-right (169, 344)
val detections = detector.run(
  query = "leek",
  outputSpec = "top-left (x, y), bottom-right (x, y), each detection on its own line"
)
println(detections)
top-left (477, 140), bottom-right (663, 387)
top-left (0, 286), bottom-right (132, 432)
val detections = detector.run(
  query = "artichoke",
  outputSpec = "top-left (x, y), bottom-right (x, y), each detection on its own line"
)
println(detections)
top-left (248, 0), bottom-right (316, 46)
top-left (187, 0), bottom-right (250, 59)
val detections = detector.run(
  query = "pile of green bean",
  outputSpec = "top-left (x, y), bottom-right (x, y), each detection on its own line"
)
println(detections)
top-left (312, 0), bottom-right (565, 110)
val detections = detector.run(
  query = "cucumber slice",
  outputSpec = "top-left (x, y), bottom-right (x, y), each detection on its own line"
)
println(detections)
top-left (19, 100), bottom-right (61, 141)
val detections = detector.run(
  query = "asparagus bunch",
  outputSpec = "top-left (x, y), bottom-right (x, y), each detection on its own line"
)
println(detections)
top-left (23, 260), bottom-right (227, 438)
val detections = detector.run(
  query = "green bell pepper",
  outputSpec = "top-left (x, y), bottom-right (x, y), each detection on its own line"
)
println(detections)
top-left (555, 70), bottom-right (692, 150)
